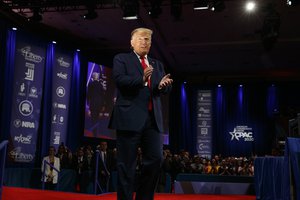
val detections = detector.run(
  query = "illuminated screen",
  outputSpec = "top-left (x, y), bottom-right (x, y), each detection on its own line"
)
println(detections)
top-left (84, 62), bottom-right (116, 139)
top-left (84, 62), bottom-right (169, 144)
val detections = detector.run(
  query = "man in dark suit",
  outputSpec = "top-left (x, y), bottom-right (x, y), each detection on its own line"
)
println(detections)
top-left (108, 27), bottom-right (173, 200)
top-left (87, 72), bottom-right (105, 123)
top-left (96, 141), bottom-right (112, 193)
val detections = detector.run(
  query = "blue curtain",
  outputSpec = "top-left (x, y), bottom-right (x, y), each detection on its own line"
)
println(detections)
top-left (254, 156), bottom-right (285, 200)
top-left (283, 137), bottom-right (300, 200)
top-left (169, 83), bottom-right (275, 157)
top-left (213, 85), bottom-right (226, 155)
top-left (180, 84), bottom-right (196, 154)
top-left (267, 84), bottom-right (278, 117)
top-left (38, 47), bottom-right (85, 157)
top-left (169, 82), bottom-right (182, 153)
top-left (37, 43), bottom-right (54, 160)
top-left (0, 21), bottom-right (5, 118)
top-left (66, 51), bottom-right (85, 151)
top-left (0, 29), bottom-right (16, 141)
top-left (213, 85), bottom-right (271, 157)
top-left (169, 82), bottom-right (196, 155)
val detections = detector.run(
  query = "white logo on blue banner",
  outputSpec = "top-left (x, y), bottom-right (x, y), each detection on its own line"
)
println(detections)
top-left (49, 50), bottom-right (73, 149)
top-left (196, 90), bottom-right (212, 159)
top-left (19, 100), bottom-right (33, 116)
top-left (56, 86), bottom-right (65, 97)
top-left (9, 38), bottom-right (45, 164)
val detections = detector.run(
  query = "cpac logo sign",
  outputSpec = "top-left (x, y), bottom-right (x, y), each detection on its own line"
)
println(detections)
top-left (229, 125), bottom-right (254, 142)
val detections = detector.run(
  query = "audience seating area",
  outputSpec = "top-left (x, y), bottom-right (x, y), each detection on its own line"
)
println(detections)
top-left (1, 137), bottom-right (300, 199)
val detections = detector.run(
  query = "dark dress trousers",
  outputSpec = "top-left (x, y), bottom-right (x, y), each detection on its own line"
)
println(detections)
top-left (108, 51), bottom-right (171, 200)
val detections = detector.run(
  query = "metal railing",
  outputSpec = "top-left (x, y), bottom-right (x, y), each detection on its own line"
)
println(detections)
top-left (42, 160), bottom-right (60, 190)
top-left (0, 140), bottom-right (8, 200)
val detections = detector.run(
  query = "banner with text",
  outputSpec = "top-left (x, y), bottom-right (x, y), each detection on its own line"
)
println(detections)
top-left (196, 90), bottom-right (212, 159)
top-left (50, 51), bottom-right (73, 149)
top-left (8, 37), bottom-right (46, 163)
top-left (49, 50), bottom-right (73, 149)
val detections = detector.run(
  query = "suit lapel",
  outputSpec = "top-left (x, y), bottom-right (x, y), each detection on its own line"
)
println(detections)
top-left (130, 52), bottom-right (143, 75)
top-left (148, 57), bottom-right (156, 87)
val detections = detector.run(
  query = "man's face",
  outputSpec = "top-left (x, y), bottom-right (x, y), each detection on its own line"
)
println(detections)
top-left (100, 142), bottom-right (107, 151)
top-left (131, 31), bottom-right (152, 56)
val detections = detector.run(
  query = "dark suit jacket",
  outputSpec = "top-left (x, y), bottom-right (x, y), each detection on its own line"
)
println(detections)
top-left (108, 51), bottom-right (171, 133)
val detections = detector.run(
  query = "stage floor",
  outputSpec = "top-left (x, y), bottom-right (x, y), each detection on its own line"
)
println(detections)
top-left (2, 186), bottom-right (256, 200)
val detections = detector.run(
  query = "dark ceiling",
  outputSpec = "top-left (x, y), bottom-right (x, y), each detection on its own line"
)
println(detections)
top-left (1, 0), bottom-right (300, 82)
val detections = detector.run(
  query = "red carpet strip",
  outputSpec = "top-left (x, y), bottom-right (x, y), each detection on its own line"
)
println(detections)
top-left (2, 186), bottom-right (256, 200)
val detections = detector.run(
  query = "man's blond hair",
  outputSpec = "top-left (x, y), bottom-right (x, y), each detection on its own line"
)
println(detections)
top-left (131, 28), bottom-right (153, 39)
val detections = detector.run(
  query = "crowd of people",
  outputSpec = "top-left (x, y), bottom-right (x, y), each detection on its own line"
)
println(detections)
top-left (41, 142), bottom-right (255, 193)
top-left (160, 149), bottom-right (255, 182)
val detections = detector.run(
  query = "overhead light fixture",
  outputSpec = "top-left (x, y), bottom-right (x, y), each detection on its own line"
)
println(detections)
top-left (287, 0), bottom-right (300, 6)
top-left (210, 0), bottom-right (225, 12)
top-left (245, 1), bottom-right (256, 12)
top-left (193, 0), bottom-right (209, 10)
top-left (121, 0), bottom-right (139, 20)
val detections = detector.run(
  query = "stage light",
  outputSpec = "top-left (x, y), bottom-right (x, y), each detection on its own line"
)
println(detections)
top-left (76, 49), bottom-right (81, 52)
top-left (12, 27), bottom-right (17, 31)
top-left (52, 41), bottom-right (57, 44)
top-left (239, 84), bottom-right (243, 87)
top-left (193, 0), bottom-right (209, 10)
top-left (218, 84), bottom-right (221, 87)
top-left (121, 0), bottom-right (139, 20)
top-left (210, 0), bottom-right (225, 12)
top-left (245, 1), bottom-right (256, 12)
top-left (287, 0), bottom-right (300, 6)
top-left (149, 0), bottom-right (162, 18)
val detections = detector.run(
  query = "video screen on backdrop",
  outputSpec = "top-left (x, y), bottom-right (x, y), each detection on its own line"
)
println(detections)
top-left (84, 62), bottom-right (116, 139)
top-left (84, 62), bottom-right (169, 144)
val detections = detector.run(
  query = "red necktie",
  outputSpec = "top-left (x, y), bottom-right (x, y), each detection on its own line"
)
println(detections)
top-left (140, 56), bottom-right (152, 111)
top-left (140, 57), bottom-right (151, 86)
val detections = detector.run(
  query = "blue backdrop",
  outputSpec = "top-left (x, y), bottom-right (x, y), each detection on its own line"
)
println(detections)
top-left (0, 23), bottom-right (85, 167)
top-left (169, 82), bottom-right (288, 157)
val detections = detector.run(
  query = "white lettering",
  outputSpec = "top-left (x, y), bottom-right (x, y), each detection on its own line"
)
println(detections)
top-left (14, 134), bottom-right (32, 144)
top-left (21, 121), bottom-right (35, 128)
top-left (20, 46), bottom-right (43, 63)
top-left (229, 125), bottom-right (254, 142)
